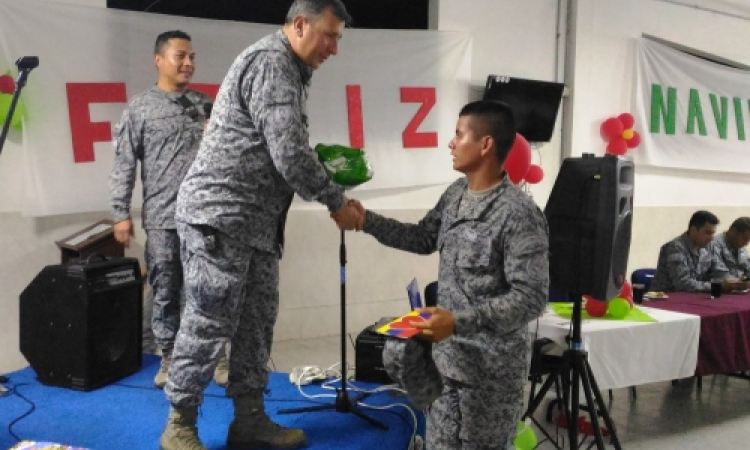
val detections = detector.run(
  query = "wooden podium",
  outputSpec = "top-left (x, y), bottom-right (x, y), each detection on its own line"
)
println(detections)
top-left (55, 219), bottom-right (125, 264)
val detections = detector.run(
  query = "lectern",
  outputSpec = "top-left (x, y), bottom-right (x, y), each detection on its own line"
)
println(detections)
top-left (55, 220), bottom-right (124, 263)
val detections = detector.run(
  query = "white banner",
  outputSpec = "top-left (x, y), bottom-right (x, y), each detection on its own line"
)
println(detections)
top-left (635, 38), bottom-right (750, 173)
top-left (0, 0), bottom-right (471, 216)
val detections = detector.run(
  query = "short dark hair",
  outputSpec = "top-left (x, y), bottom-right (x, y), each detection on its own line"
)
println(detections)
top-left (285, 0), bottom-right (352, 26)
top-left (458, 100), bottom-right (516, 162)
top-left (688, 210), bottom-right (719, 230)
top-left (154, 30), bottom-right (191, 55)
top-left (730, 217), bottom-right (750, 234)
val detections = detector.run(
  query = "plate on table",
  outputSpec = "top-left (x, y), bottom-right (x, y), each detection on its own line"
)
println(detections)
top-left (644, 291), bottom-right (668, 300)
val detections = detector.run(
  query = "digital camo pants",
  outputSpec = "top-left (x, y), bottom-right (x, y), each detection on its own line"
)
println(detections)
top-left (384, 339), bottom-right (525, 450)
top-left (165, 223), bottom-right (279, 408)
top-left (145, 229), bottom-right (183, 353)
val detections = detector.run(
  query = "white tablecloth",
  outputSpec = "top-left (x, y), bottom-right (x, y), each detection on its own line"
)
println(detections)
top-left (528, 306), bottom-right (700, 390)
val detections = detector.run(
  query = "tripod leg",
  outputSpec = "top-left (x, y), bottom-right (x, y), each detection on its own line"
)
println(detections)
top-left (584, 359), bottom-right (623, 450)
top-left (524, 353), bottom-right (571, 420)
top-left (578, 362), bottom-right (607, 450)
top-left (569, 358), bottom-right (581, 450)
top-left (350, 408), bottom-right (389, 430)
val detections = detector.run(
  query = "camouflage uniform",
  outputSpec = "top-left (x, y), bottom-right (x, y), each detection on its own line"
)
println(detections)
top-left (368, 177), bottom-right (549, 450)
top-left (165, 30), bottom-right (346, 407)
top-left (711, 232), bottom-right (750, 281)
top-left (110, 87), bottom-right (211, 353)
top-left (651, 233), bottom-right (729, 293)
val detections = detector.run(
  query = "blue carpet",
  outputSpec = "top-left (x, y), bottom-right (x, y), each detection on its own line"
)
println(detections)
top-left (0, 355), bottom-right (423, 450)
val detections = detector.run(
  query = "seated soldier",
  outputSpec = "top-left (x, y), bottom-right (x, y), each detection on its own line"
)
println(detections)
top-left (711, 217), bottom-right (750, 284)
top-left (650, 210), bottom-right (742, 293)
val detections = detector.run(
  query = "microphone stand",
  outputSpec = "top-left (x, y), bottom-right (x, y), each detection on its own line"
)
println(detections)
top-left (0, 56), bottom-right (39, 157)
top-left (278, 229), bottom-right (388, 429)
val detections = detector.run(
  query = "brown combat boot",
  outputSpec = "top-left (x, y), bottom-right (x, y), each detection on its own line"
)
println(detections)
top-left (159, 406), bottom-right (207, 450)
top-left (227, 390), bottom-right (307, 449)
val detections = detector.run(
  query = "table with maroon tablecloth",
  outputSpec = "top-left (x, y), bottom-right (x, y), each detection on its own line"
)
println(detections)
top-left (645, 291), bottom-right (750, 376)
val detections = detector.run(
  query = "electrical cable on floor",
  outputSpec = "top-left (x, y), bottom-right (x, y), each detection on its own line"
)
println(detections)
top-left (4, 383), bottom-right (36, 442)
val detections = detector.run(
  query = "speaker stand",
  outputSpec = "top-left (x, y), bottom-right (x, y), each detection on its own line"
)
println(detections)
top-left (278, 231), bottom-right (388, 429)
top-left (524, 296), bottom-right (622, 450)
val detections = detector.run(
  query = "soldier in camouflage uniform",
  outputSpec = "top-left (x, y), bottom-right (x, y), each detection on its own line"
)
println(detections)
top-left (344, 100), bottom-right (550, 450)
top-left (109, 30), bottom-right (218, 389)
top-left (711, 217), bottom-right (750, 283)
top-left (650, 210), bottom-right (741, 293)
top-left (159, 2), bottom-right (360, 450)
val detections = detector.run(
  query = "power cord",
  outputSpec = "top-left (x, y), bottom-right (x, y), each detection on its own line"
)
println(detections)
top-left (289, 361), bottom-right (421, 450)
top-left (3, 383), bottom-right (37, 442)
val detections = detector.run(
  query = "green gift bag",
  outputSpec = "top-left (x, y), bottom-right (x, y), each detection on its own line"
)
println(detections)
top-left (315, 143), bottom-right (374, 187)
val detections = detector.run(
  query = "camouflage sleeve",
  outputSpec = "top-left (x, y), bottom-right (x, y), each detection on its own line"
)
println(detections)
top-left (361, 197), bottom-right (445, 255)
top-left (664, 243), bottom-right (710, 292)
top-left (709, 247), bottom-right (731, 281)
top-left (109, 108), bottom-right (141, 223)
top-left (453, 208), bottom-right (549, 336)
top-left (250, 56), bottom-right (345, 213)
top-left (742, 253), bottom-right (750, 279)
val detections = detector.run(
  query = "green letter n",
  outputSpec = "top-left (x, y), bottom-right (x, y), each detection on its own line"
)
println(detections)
top-left (650, 84), bottom-right (676, 135)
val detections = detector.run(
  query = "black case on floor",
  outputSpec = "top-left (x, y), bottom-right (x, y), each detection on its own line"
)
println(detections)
top-left (354, 318), bottom-right (395, 384)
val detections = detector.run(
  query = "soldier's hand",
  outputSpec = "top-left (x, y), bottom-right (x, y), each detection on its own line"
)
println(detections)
top-left (114, 218), bottom-right (134, 248)
top-left (411, 307), bottom-right (455, 343)
top-left (346, 199), bottom-right (366, 231)
top-left (331, 203), bottom-right (361, 231)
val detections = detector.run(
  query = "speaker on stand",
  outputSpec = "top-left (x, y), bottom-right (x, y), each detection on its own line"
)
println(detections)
top-left (19, 255), bottom-right (143, 391)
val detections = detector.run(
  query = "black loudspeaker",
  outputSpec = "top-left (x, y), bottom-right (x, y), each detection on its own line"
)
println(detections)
top-left (19, 256), bottom-right (143, 391)
top-left (545, 154), bottom-right (634, 301)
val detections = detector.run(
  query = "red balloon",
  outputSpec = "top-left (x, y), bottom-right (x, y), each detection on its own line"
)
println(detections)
top-left (504, 133), bottom-right (531, 184)
top-left (618, 113), bottom-right (635, 130)
top-left (606, 137), bottom-right (628, 156)
top-left (585, 298), bottom-right (608, 317)
top-left (525, 164), bottom-right (544, 184)
top-left (600, 118), bottom-right (624, 141)
top-left (0, 74), bottom-right (15, 95)
top-left (620, 280), bottom-right (632, 298)
top-left (626, 131), bottom-right (641, 148)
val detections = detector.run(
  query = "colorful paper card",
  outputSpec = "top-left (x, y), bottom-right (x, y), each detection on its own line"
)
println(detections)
top-left (376, 310), bottom-right (432, 339)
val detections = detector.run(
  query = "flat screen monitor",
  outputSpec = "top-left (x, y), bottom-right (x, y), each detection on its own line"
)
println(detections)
top-left (482, 75), bottom-right (564, 143)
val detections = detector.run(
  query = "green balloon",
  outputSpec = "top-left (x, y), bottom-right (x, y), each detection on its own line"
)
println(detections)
top-left (514, 422), bottom-right (537, 450)
top-left (608, 298), bottom-right (630, 319)
top-left (0, 93), bottom-right (26, 129)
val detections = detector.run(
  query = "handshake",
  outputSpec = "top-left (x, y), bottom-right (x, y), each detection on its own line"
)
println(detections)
top-left (331, 199), bottom-right (366, 231)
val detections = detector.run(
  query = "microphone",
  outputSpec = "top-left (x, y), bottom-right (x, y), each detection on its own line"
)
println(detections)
top-left (16, 56), bottom-right (39, 71)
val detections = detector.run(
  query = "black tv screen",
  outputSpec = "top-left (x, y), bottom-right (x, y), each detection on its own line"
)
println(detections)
top-left (482, 75), bottom-right (564, 143)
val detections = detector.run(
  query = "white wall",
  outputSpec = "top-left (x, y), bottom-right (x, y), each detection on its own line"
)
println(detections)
top-left (570, 0), bottom-right (750, 271)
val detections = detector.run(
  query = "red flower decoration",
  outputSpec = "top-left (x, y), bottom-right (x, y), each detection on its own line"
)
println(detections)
top-left (600, 113), bottom-right (640, 155)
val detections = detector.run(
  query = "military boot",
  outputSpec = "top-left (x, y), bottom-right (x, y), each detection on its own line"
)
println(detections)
top-left (227, 390), bottom-right (306, 449)
top-left (159, 406), bottom-right (207, 450)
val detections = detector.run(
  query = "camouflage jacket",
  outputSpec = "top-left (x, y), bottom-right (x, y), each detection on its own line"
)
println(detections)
top-left (175, 30), bottom-right (345, 254)
top-left (110, 87), bottom-right (211, 229)
top-left (711, 232), bottom-right (750, 281)
top-left (650, 233), bottom-right (729, 292)
top-left (363, 176), bottom-right (549, 386)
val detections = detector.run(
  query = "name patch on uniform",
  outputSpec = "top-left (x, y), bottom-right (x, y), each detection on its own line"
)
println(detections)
top-left (272, 105), bottom-right (295, 129)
